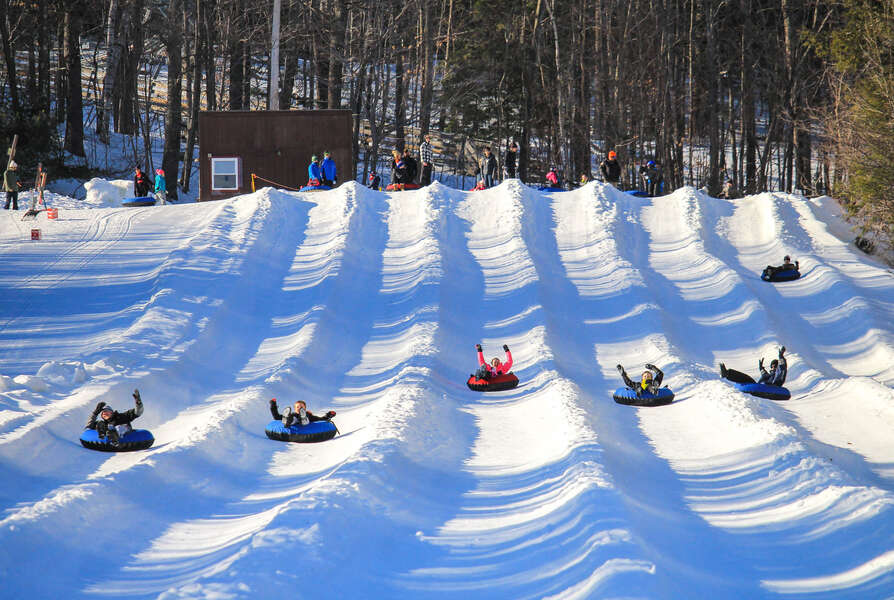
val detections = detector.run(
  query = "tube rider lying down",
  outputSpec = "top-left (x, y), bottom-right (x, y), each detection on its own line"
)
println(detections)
top-left (617, 364), bottom-right (664, 397)
top-left (764, 255), bottom-right (800, 278)
top-left (720, 346), bottom-right (787, 386)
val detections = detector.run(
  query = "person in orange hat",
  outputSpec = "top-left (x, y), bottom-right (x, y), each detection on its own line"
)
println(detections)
top-left (600, 150), bottom-right (621, 186)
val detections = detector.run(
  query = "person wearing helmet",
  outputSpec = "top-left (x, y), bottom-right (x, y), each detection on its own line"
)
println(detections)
top-left (321, 151), bottom-right (337, 187)
top-left (154, 168), bottom-right (167, 205)
top-left (3, 160), bottom-right (21, 210)
top-left (720, 346), bottom-right (788, 386)
top-left (600, 151), bottom-right (621, 186)
top-left (617, 363), bottom-right (664, 397)
top-left (85, 390), bottom-right (144, 446)
top-left (307, 155), bottom-right (323, 186)
top-left (640, 160), bottom-right (663, 196)
top-left (474, 343), bottom-right (513, 380)
top-left (269, 398), bottom-right (335, 428)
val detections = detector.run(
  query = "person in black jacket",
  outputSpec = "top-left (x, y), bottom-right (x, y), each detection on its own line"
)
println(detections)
top-left (764, 255), bottom-right (800, 279)
top-left (391, 150), bottom-right (408, 185)
top-left (600, 151), bottom-right (621, 186)
top-left (617, 364), bottom-right (664, 396)
top-left (402, 148), bottom-right (418, 184)
top-left (503, 142), bottom-right (518, 179)
top-left (479, 147), bottom-right (498, 188)
top-left (269, 398), bottom-right (335, 428)
top-left (720, 347), bottom-right (788, 386)
top-left (86, 390), bottom-right (144, 445)
top-left (134, 167), bottom-right (151, 197)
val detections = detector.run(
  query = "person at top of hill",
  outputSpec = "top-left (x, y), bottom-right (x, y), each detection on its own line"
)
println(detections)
top-left (579, 173), bottom-right (590, 187)
top-left (321, 151), bottom-right (337, 186)
top-left (720, 346), bottom-right (788, 387)
top-left (504, 142), bottom-right (518, 179)
top-left (134, 167), bottom-right (151, 197)
top-left (471, 179), bottom-right (486, 191)
top-left (617, 364), bottom-right (664, 397)
top-left (474, 343), bottom-right (513, 380)
top-left (85, 390), bottom-right (144, 446)
top-left (154, 168), bottom-right (167, 205)
top-left (3, 160), bottom-right (21, 210)
top-left (600, 151), bottom-right (621, 185)
top-left (402, 148), bottom-right (418, 183)
top-left (420, 133), bottom-right (433, 186)
top-left (640, 160), bottom-right (663, 196)
top-left (307, 155), bottom-right (324, 186)
top-left (477, 146), bottom-right (498, 188)
top-left (391, 150), bottom-right (409, 185)
top-left (764, 255), bottom-right (800, 279)
top-left (269, 398), bottom-right (335, 428)
top-left (368, 170), bottom-right (381, 190)
top-left (545, 166), bottom-right (562, 188)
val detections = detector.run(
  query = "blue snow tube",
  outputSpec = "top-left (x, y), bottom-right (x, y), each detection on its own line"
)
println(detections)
top-left (624, 190), bottom-right (650, 198)
top-left (122, 197), bottom-right (156, 207)
top-left (299, 184), bottom-right (332, 192)
top-left (265, 420), bottom-right (338, 443)
top-left (761, 268), bottom-right (801, 282)
top-left (80, 428), bottom-right (154, 452)
top-left (735, 382), bottom-right (791, 400)
top-left (612, 387), bottom-right (675, 407)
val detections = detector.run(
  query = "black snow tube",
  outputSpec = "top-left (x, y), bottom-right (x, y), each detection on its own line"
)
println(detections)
top-left (265, 420), bottom-right (338, 443)
top-left (80, 428), bottom-right (155, 451)
top-left (122, 197), bottom-right (156, 207)
top-left (612, 387), bottom-right (675, 407)
top-left (761, 268), bottom-right (801, 282)
top-left (735, 382), bottom-right (791, 400)
top-left (467, 372), bottom-right (520, 392)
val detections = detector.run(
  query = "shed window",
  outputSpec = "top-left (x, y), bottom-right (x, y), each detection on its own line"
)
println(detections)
top-left (211, 157), bottom-right (241, 190)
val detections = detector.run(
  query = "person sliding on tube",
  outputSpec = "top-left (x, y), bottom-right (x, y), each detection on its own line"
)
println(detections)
top-left (764, 255), bottom-right (800, 279)
top-left (474, 343), bottom-right (513, 380)
top-left (617, 364), bottom-right (664, 397)
top-left (86, 390), bottom-right (144, 446)
top-left (720, 347), bottom-right (788, 386)
top-left (269, 399), bottom-right (335, 428)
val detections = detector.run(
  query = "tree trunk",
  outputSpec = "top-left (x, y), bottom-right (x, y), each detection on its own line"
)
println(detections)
top-left (99, 0), bottom-right (124, 144)
top-left (63, 4), bottom-right (85, 157)
top-left (181, 0), bottom-right (202, 192)
top-left (269, 0), bottom-right (281, 110)
top-left (327, 0), bottom-right (345, 108)
top-left (394, 50), bottom-right (405, 149)
top-left (0, 0), bottom-right (21, 115)
top-left (162, 0), bottom-right (183, 199)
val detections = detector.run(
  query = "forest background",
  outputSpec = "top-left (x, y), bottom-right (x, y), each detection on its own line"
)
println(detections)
top-left (1, 0), bottom-right (892, 248)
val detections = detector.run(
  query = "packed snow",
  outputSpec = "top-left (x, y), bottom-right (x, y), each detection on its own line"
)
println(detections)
top-left (1, 181), bottom-right (893, 598)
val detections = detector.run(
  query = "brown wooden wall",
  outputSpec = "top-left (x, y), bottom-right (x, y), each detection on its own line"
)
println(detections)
top-left (198, 110), bottom-right (354, 201)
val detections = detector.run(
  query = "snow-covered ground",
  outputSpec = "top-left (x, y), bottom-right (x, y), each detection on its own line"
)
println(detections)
top-left (1, 181), bottom-right (893, 599)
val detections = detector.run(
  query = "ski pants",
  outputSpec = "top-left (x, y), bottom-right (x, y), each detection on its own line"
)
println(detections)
top-left (4, 191), bottom-right (17, 210)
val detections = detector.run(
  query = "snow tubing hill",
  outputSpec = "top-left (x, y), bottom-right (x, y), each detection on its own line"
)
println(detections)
top-left (122, 197), bottom-right (156, 207)
top-left (79, 428), bottom-right (155, 452)
top-left (735, 382), bottom-right (791, 400)
top-left (299, 184), bottom-right (332, 192)
top-left (613, 387), bottom-right (675, 407)
top-left (265, 420), bottom-right (338, 443)
top-left (467, 372), bottom-right (519, 392)
top-left (385, 183), bottom-right (421, 192)
top-left (762, 268), bottom-right (801, 282)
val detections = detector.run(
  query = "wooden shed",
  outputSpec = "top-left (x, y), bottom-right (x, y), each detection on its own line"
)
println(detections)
top-left (198, 110), bottom-right (353, 201)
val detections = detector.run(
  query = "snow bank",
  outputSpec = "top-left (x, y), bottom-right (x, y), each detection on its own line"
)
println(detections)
top-left (83, 177), bottom-right (133, 207)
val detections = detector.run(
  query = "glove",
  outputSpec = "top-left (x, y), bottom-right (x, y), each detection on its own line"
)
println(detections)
top-left (759, 358), bottom-right (764, 369)
top-left (616, 364), bottom-right (624, 373)
top-left (779, 346), bottom-right (786, 357)
top-left (476, 344), bottom-right (482, 352)
top-left (94, 401), bottom-right (106, 412)
top-left (502, 344), bottom-right (509, 352)
top-left (326, 410), bottom-right (336, 420)
top-left (645, 363), bottom-right (656, 371)
top-left (133, 389), bottom-right (141, 404)
top-left (269, 398), bottom-right (277, 405)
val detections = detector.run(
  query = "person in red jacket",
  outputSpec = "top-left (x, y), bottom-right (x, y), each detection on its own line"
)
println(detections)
top-left (269, 398), bottom-right (335, 427)
top-left (474, 343), bottom-right (513, 380)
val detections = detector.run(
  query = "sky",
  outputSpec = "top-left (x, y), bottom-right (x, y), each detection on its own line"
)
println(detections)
top-left (1, 180), bottom-right (893, 599)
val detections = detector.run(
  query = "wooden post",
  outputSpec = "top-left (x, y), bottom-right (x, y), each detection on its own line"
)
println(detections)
top-left (6, 134), bottom-right (18, 170)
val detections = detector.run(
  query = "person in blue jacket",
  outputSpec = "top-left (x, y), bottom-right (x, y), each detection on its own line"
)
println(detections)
top-left (154, 168), bottom-right (167, 205)
top-left (307, 155), bottom-right (323, 186)
top-left (720, 346), bottom-right (788, 386)
top-left (321, 151), bottom-right (337, 186)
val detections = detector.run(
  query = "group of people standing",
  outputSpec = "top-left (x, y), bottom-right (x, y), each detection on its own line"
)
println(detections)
top-left (308, 152), bottom-right (337, 187)
top-left (134, 167), bottom-right (168, 204)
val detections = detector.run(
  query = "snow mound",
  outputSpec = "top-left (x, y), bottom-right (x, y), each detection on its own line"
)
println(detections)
top-left (83, 178), bottom-right (133, 207)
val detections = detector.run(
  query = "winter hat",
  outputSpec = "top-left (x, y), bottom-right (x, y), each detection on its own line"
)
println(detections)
top-left (311, 155), bottom-right (318, 162)
top-left (608, 151), bottom-right (616, 160)
top-left (323, 151), bottom-right (331, 156)
top-left (8, 161), bottom-right (16, 169)
top-left (156, 168), bottom-right (164, 176)
top-left (100, 405), bottom-right (114, 419)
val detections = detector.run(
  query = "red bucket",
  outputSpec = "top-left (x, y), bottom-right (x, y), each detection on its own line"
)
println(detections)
top-left (46, 208), bottom-right (58, 220)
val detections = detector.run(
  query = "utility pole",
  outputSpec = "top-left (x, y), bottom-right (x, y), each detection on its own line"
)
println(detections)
top-left (269, 0), bottom-right (281, 110)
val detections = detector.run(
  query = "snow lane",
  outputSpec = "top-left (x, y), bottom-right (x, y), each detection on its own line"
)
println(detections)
top-left (626, 188), bottom-right (894, 594)
top-left (400, 182), bottom-right (654, 599)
